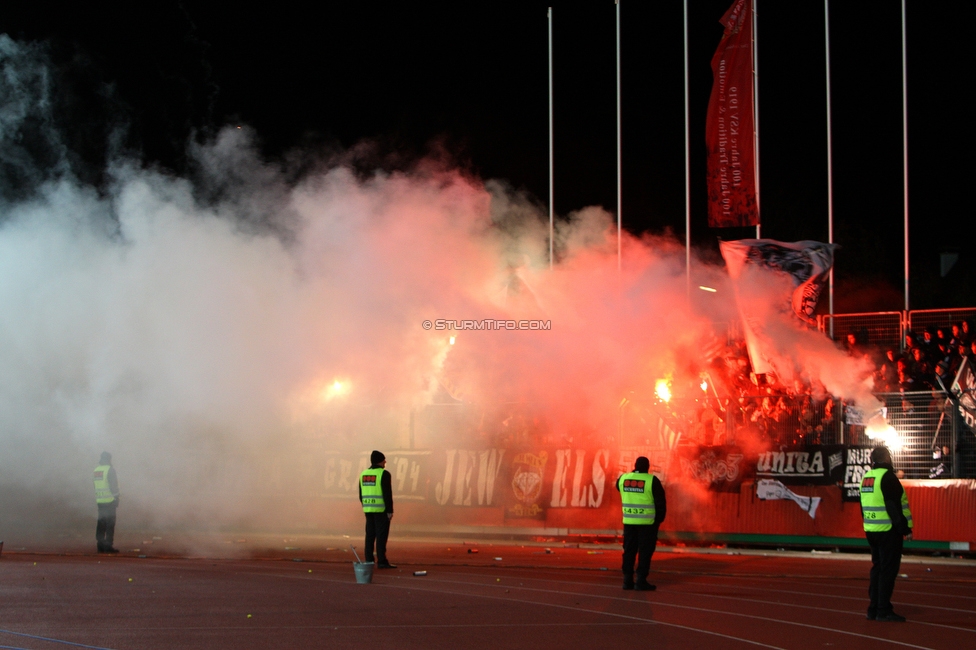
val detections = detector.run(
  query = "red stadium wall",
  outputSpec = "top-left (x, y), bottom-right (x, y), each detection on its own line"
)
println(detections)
top-left (601, 479), bottom-right (976, 547)
top-left (902, 480), bottom-right (976, 545)
top-left (390, 480), bottom-right (976, 549)
top-left (276, 449), bottom-right (976, 548)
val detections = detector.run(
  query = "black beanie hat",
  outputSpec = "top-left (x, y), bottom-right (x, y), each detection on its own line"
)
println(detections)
top-left (371, 450), bottom-right (386, 464)
top-left (634, 456), bottom-right (650, 473)
top-left (870, 446), bottom-right (891, 466)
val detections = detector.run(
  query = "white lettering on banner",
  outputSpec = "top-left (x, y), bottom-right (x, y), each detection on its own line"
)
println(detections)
top-left (680, 453), bottom-right (743, 484)
top-left (589, 450), bottom-right (608, 507)
top-left (453, 450), bottom-right (476, 506)
top-left (845, 463), bottom-right (868, 487)
top-left (847, 448), bottom-right (872, 465)
top-left (551, 449), bottom-right (571, 507)
top-left (811, 453), bottom-right (825, 473)
top-left (436, 449), bottom-right (504, 506)
top-left (435, 451), bottom-right (456, 505)
top-left (796, 453), bottom-right (809, 473)
top-left (476, 449), bottom-right (505, 506)
top-left (550, 449), bottom-right (609, 508)
top-left (381, 454), bottom-right (428, 500)
top-left (757, 451), bottom-right (824, 477)
top-left (570, 450), bottom-right (585, 506)
top-left (409, 461), bottom-right (421, 493)
top-left (394, 457), bottom-right (409, 493)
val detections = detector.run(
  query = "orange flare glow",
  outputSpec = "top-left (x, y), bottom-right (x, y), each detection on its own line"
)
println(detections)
top-left (320, 379), bottom-right (350, 402)
top-left (865, 422), bottom-right (901, 451)
top-left (655, 379), bottom-right (672, 403)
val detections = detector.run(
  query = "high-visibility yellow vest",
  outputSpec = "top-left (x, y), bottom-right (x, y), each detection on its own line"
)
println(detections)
top-left (618, 472), bottom-right (656, 526)
top-left (360, 468), bottom-right (386, 513)
top-left (93, 465), bottom-right (115, 504)
top-left (860, 467), bottom-right (913, 532)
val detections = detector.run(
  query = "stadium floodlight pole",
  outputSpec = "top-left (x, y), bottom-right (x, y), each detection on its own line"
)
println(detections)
top-left (902, 0), bottom-right (910, 311)
top-left (684, 0), bottom-right (691, 298)
top-left (825, 0), bottom-right (835, 339)
top-left (549, 7), bottom-right (554, 270)
top-left (752, 0), bottom-right (761, 240)
top-left (616, 0), bottom-right (622, 272)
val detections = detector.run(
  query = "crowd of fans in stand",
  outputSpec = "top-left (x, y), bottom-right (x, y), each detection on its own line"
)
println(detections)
top-left (688, 339), bottom-right (840, 448)
top-left (688, 320), bottom-right (975, 450)
top-left (860, 320), bottom-right (976, 394)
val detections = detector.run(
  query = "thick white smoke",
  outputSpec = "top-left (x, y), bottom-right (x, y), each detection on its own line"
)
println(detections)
top-left (0, 36), bottom-right (880, 539)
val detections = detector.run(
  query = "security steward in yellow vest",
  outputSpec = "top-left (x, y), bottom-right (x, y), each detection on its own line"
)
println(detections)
top-left (616, 456), bottom-right (667, 591)
top-left (860, 446), bottom-right (913, 622)
top-left (359, 450), bottom-right (396, 569)
top-left (93, 451), bottom-right (120, 554)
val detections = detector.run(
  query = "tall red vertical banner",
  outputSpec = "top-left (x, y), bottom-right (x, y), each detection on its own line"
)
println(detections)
top-left (706, 0), bottom-right (758, 228)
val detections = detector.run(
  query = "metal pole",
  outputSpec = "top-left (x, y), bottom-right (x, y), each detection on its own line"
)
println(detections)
top-left (901, 0), bottom-right (910, 311)
top-left (616, 0), bottom-right (622, 272)
top-left (549, 7), bottom-right (554, 270)
top-left (684, 0), bottom-right (691, 298)
top-left (752, 0), bottom-right (761, 239)
top-left (838, 400), bottom-right (844, 445)
top-left (952, 400), bottom-right (961, 478)
top-left (825, 0), bottom-right (835, 339)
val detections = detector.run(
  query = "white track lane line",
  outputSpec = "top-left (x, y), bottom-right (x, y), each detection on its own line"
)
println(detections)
top-left (239, 569), bottom-right (785, 649)
top-left (427, 567), bottom-right (976, 616)
top-left (665, 588), bottom-right (976, 634)
top-left (234, 561), bottom-right (976, 624)
top-left (254, 568), bottom-right (936, 650)
top-left (231, 563), bottom-right (973, 641)
top-left (663, 580), bottom-right (976, 623)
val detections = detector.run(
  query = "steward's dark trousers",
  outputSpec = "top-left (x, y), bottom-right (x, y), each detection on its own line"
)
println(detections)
top-left (96, 502), bottom-right (117, 550)
top-left (622, 523), bottom-right (659, 582)
top-left (866, 530), bottom-right (903, 616)
top-left (364, 512), bottom-right (391, 563)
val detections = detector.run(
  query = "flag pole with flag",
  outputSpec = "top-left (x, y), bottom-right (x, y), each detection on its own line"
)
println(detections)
top-left (705, 0), bottom-right (759, 230)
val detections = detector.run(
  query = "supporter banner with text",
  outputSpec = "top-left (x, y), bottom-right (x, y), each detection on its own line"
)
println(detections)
top-left (269, 444), bottom-right (878, 504)
top-left (706, 0), bottom-right (757, 228)
top-left (312, 449), bottom-right (434, 501)
top-left (296, 448), bottom-right (625, 514)
top-left (840, 446), bottom-right (874, 502)
top-left (668, 444), bottom-right (874, 495)
top-left (756, 444), bottom-right (873, 501)
top-left (674, 445), bottom-right (751, 492)
top-left (397, 448), bottom-right (616, 520)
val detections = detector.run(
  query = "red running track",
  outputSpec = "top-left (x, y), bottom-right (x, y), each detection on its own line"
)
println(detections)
top-left (1, 540), bottom-right (973, 649)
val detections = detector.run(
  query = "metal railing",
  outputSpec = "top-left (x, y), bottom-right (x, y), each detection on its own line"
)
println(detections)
top-left (819, 312), bottom-right (904, 350)
top-left (725, 394), bottom-right (842, 446)
top-left (867, 392), bottom-right (969, 479)
top-left (908, 308), bottom-right (976, 337)
top-left (819, 307), bottom-right (976, 350)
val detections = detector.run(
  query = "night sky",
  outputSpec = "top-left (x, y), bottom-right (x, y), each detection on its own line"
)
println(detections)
top-left (1, 1), bottom-right (971, 310)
